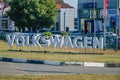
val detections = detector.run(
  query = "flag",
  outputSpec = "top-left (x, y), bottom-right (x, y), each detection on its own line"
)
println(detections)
top-left (104, 0), bottom-right (109, 16)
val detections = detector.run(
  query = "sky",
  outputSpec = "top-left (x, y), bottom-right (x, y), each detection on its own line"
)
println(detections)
top-left (64, 0), bottom-right (78, 8)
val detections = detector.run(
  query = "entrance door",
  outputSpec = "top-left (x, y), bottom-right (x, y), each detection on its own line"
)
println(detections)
top-left (84, 20), bottom-right (94, 34)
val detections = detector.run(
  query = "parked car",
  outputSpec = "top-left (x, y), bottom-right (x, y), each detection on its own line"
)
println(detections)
top-left (96, 32), bottom-right (116, 37)
top-left (117, 36), bottom-right (120, 42)
top-left (106, 32), bottom-right (116, 37)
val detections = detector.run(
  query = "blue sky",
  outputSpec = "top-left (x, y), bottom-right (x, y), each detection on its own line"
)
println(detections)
top-left (64, 0), bottom-right (78, 8)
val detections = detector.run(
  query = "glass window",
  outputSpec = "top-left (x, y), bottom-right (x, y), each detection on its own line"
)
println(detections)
top-left (90, 10), bottom-right (94, 18)
top-left (74, 18), bottom-right (78, 21)
top-left (2, 20), bottom-right (8, 29)
top-left (79, 10), bottom-right (90, 18)
top-left (96, 10), bottom-right (100, 18)
top-left (74, 22), bottom-right (78, 25)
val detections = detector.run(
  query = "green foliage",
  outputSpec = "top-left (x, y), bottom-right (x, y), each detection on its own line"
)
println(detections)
top-left (3, 0), bottom-right (12, 2)
top-left (7, 0), bottom-right (57, 32)
top-left (43, 32), bottom-right (52, 36)
top-left (61, 31), bottom-right (68, 36)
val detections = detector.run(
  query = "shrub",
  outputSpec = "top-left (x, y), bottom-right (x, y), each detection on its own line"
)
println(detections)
top-left (61, 31), bottom-right (68, 37)
top-left (43, 32), bottom-right (53, 37)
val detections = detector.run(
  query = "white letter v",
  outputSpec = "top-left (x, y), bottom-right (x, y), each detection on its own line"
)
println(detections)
top-left (6, 35), bottom-right (15, 46)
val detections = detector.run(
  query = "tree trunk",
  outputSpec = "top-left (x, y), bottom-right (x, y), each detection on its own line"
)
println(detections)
top-left (28, 27), bottom-right (31, 32)
top-left (18, 27), bottom-right (21, 32)
top-left (22, 27), bottom-right (25, 32)
top-left (32, 27), bottom-right (36, 33)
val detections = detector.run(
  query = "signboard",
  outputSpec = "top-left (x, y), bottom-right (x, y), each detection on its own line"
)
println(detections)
top-left (6, 33), bottom-right (103, 49)
top-left (80, 2), bottom-right (97, 9)
top-left (101, 9), bottom-right (117, 29)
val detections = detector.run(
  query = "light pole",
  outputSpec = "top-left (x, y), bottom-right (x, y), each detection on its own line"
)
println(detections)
top-left (118, 0), bottom-right (120, 37)
top-left (116, 0), bottom-right (119, 51)
top-left (64, 12), bottom-right (66, 31)
top-left (103, 0), bottom-right (108, 50)
top-left (93, 0), bottom-right (96, 37)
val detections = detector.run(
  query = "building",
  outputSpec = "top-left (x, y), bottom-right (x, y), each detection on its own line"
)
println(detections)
top-left (0, 0), bottom-right (14, 31)
top-left (78, 0), bottom-right (120, 35)
top-left (0, 0), bottom-right (78, 32)
top-left (54, 0), bottom-right (78, 32)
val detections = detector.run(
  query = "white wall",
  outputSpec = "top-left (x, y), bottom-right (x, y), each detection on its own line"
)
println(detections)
top-left (60, 8), bottom-right (77, 31)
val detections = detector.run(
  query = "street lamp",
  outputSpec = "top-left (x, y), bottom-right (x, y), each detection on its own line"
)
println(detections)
top-left (64, 12), bottom-right (66, 31)
top-left (116, 0), bottom-right (119, 51)
top-left (93, 0), bottom-right (96, 37)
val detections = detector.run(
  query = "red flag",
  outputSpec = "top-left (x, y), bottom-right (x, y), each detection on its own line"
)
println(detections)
top-left (104, 0), bottom-right (109, 16)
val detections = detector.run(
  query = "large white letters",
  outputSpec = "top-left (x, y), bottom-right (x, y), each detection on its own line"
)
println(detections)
top-left (73, 36), bottom-right (83, 48)
top-left (41, 36), bottom-right (50, 47)
top-left (84, 37), bottom-right (92, 48)
top-left (93, 37), bottom-right (103, 49)
top-left (50, 36), bottom-right (64, 48)
top-left (25, 36), bottom-right (33, 46)
top-left (63, 36), bottom-right (73, 48)
top-left (32, 34), bottom-right (41, 47)
top-left (6, 35), bottom-right (15, 46)
top-left (15, 35), bottom-right (25, 46)
top-left (6, 33), bottom-right (103, 49)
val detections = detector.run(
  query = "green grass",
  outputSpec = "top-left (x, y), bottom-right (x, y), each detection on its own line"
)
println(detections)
top-left (0, 40), bottom-right (120, 62)
top-left (0, 74), bottom-right (120, 80)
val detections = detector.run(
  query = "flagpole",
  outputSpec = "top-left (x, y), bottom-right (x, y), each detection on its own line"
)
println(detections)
top-left (103, 0), bottom-right (107, 50)
top-left (119, 0), bottom-right (120, 37)
top-left (94, 0), bottom-right (96, 37)
top-left (116, 0), bottom-right (119, 51)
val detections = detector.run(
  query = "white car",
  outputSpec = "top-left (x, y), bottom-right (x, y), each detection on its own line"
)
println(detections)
top-left (106, 32), bottom-right (116, 36)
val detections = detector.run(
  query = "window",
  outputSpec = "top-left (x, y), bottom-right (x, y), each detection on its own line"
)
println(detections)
top-left (2, 20), bottom-right (8, 29)
top-left (96, 10), bottom-right (100, 19)
top-left (74, 25), bottom-right (78, 29)
top-left (74, 22), bottom-right (78, 25)
top-left (79, 10), bottom-right (90, 18)
top-left (74, 18), bottom-right (78, 21)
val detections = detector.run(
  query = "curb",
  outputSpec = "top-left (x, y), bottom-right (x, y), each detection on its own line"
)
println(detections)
top-left (12, 58), bottom-right (27, 63)
top-left (65, 62), bottom-right (83, 66)
top-left (84, 62), bottom-right (105, 67)
top-left (105, 63), bottom-right (120, 67)
top-left (0, 57), bottom-right (120, 67)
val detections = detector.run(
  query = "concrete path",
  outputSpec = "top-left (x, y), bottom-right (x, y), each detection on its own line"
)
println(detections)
top-left (0, 61), bottom-right (120, 75)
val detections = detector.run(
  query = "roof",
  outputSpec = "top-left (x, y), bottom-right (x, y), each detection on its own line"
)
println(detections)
top-left (55, 0), bottom-right (74, 9)
top-left (0, 0), bottom-right (74, 10)
top-left (0, 0), bottom-right (3, 3)
top-left (55, 0), bottom-right (63, 3)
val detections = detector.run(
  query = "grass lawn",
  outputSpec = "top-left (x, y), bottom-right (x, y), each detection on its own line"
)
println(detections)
top-left (0, 74), bottom-right (120, 80)
top-left (0, 40), bottom-right (120, 62)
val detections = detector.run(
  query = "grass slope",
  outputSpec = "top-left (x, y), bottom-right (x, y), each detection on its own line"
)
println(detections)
top-left (0, 74), bottom-right (120, 80)
top-left (0, 40), bottom-right (120, 62)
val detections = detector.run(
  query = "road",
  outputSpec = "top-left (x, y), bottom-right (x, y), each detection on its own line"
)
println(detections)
top-left (0, 61), bottom-right (120, 75)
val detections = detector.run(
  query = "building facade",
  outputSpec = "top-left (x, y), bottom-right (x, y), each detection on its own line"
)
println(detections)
top-left (78, 0), bottom-right (120, 35)
top-left (54, 8), bottom-right (77, 32)
top-left (54, 0), bottom-right (78, 32)
top-left (0, 0), bottom-right (78, 32)
top-left (0, 1), bottom-right (15, 31)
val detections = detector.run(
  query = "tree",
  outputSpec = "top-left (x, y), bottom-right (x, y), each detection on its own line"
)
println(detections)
top-left (7, 0), bottom-right (57, 32)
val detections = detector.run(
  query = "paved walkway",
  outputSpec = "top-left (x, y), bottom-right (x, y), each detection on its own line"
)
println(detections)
top-left (0, 61), bottom-right (120, 75)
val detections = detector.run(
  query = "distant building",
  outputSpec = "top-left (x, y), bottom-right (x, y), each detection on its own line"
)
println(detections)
top-left (53, 0), bottom-right (78, 32)
top-left (78, 0), bottom-right (120, 34)
top-left (0, 0), bottom-right (15, 31)
top-left (0, 0), bottom-right (78, 32)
